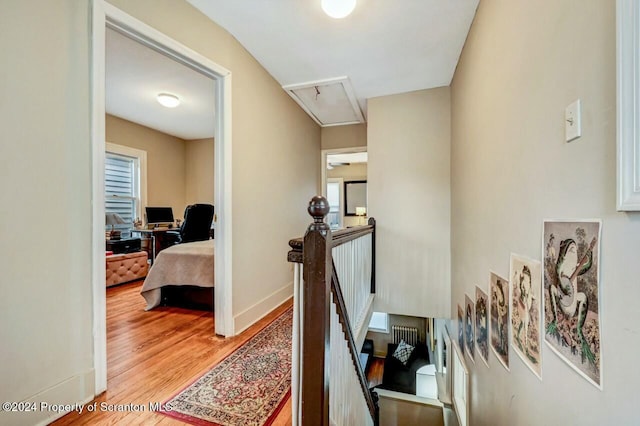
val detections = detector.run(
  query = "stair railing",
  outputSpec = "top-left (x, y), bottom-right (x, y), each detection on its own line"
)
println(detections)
top-left (288, 196), bottom-right (378, 426)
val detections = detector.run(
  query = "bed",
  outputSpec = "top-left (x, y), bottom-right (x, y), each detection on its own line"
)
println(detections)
top-left (140, 239), bottom-right (214, 310)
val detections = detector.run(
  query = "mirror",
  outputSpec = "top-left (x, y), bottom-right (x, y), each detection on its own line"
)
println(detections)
top-left (344, 180), bottom-right (367, 216)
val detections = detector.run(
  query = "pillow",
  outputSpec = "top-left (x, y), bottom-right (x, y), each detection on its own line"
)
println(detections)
top-left (392, 339), bottom-right (415, 365)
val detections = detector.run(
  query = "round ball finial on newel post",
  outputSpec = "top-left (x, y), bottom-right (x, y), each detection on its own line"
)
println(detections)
top-left (307, 195), bottom-right (330, 234)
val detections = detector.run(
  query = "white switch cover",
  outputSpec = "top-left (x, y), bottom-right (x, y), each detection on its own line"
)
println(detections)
top-left (565, 99), bottom-right (582, 142)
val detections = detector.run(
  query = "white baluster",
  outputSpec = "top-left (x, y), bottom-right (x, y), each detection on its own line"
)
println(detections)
top-left (329, 300), bottom-right (374, 426)
top-left (331, 234), bottom-right (373, 330)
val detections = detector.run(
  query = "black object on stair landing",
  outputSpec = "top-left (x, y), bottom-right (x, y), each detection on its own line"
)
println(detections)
top-left (360, 338), bottom-right (374, 376)
top-left (377, 342), bottom-right (430, 395)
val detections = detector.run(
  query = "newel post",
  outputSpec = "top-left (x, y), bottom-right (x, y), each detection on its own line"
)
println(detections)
top-left (302, 195), bottom-right (332, 426)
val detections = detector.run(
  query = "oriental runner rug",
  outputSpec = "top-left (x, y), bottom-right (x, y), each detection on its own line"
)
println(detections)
top-left (161, 308), bottom-right (292, 426)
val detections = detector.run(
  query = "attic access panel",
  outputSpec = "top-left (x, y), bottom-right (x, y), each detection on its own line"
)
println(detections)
top-left (283, 77), bottom-right (365, 127)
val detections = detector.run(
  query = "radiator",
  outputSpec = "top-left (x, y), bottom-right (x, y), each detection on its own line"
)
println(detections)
top-left (392, 325), bottom-right (419, 346)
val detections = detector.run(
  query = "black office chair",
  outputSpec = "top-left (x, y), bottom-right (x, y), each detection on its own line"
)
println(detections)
top-left (167, 204), bottom-right (214, 244)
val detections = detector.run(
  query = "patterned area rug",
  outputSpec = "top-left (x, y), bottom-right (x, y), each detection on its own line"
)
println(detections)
top-left (162, 308), bottom-right (292, 426)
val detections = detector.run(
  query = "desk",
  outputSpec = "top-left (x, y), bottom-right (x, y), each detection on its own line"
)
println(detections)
top-left (131, 228), bottom-right (179, 264)
top-left (106, 237), bottom-right (141, 254)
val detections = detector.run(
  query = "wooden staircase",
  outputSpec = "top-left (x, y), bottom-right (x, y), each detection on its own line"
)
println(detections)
top-left (288, 196), bottom-right (378, 426)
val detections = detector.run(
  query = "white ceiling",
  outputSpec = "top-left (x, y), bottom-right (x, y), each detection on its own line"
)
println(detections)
top-left (327, 152), bottom-right (368, 166)
top-left (105, 1), bottom-right (479, 136)
top-left (188, 0), bottom-right (479, 118)
top-left (106, 28), bottom-right (216, 140)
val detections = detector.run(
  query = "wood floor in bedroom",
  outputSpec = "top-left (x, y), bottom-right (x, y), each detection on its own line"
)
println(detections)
top-left (53, 281), bottom-right (292, 425)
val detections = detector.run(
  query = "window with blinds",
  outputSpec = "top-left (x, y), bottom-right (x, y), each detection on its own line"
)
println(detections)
top-left (105, 153), bottom-right (139, 229)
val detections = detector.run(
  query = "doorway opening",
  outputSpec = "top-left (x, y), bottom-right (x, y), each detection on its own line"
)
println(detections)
top-left (91, 1), bottom-right (233, 394)
top-left (321, 147), bottom-right (368, 229)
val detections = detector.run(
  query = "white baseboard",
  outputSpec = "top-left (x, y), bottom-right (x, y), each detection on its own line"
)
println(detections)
top-left (0, 369), bottom-right (95, 426)
top-left (233, 282), bottom-right (293, 335)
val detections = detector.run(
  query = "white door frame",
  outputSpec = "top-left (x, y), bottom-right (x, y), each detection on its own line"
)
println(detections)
top-left (326, 177), bottom-right (344, 228)
top-left (91, 0), bottom-right (234, 394)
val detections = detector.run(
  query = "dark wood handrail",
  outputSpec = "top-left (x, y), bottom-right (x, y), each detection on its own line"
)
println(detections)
top-left (289, 218), bottom-right (376, 293)
top-left (331, 223), bottom-right (374, 247)
top-left (287, 237), bottom-right (303, 264)
top-left (369, 217), bottom-right (376, 294)
top-left (331, 262), bottom-right (378, 421)
top-left (288, 218), bottom-right (376, 264)
top-left (295, 196), bottom-right (378, 426)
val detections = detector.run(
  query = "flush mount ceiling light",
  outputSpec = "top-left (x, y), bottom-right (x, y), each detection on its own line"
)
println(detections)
top-left (156, 93), bottom-right (180, 108)
top-left (321, 0), bottom-right (356, 19)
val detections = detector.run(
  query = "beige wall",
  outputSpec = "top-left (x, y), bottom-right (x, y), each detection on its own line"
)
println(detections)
top-left (0, 1), bottom-right (94, 424)
top-left (341, 217), bottom-right (363, 228)
top-left (368, 88), bottom-right (451, 319)
top-left (366, 314), bottom-right (427, 358)
top-left (451, 0), bottom-right (636, 423)
top-left (185, 138), bottom-right (215, 206)
top-left (106, 114), bottom-right (188, 218)
top-left (106, 116), bottom-right (215, 219)
top-left (106, 0), bottom-right (321, 331)
top-left (321, 123), bottom-right (367, 150)
top-left (0, 1), bottom-right (318, 422)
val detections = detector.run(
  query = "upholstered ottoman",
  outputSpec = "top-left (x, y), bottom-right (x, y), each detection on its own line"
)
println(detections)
top-left (106, 251), bottom-right (149, 287)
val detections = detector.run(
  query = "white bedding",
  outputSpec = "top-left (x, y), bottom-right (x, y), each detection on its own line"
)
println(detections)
top-left (140, 239), bottom-right (214, 310)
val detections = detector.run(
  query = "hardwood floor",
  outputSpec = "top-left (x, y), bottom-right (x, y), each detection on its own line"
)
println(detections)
top-left (367, 357), bottom-right (385, 388)
top-left (53, 281), bottom-right (292, 425)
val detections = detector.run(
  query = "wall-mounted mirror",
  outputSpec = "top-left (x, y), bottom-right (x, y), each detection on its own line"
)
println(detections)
top-left (344, 180), bottom-right (367, 216)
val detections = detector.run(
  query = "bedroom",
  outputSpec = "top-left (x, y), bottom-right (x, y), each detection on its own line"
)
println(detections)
top-left (104, 25), bottom-right (216, 307)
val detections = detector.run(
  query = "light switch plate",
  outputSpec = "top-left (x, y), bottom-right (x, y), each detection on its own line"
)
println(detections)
top-left (565, 99), bottom-right (582, 142)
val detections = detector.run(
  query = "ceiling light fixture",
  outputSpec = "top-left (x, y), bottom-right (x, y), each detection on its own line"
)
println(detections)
top-left (321, 0), bottom-right (356, 19)
top-left (157, 93), bottom-right (180, 108)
